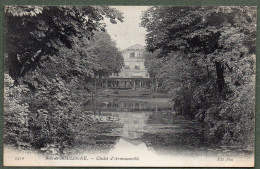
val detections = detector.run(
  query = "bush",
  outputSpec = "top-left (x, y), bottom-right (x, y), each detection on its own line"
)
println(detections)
top-left (4, 73), bottom-right (32, 149)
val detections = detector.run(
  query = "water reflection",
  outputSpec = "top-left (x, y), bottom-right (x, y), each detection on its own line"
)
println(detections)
top-left (5, 97), bottom-right (252, 167)
top-left (64, 97), bottom-right (251, 161)
top-left (120, 112), bottom-right (149, 140)
top-left (78, 97), bottom-right (208, 156)
top-left (85, 97), bottom-right (171, 112)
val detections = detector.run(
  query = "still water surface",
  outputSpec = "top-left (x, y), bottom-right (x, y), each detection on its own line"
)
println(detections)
top-left (5, 97), bottom-right (253, 167)
top-left (5, 98), bottom-right (254, 167)
top-left (67, 97), bottom-right (234, 158)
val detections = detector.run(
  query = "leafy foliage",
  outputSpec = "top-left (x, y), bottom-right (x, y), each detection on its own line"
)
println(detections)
top-left (142, 6), bottom-right (256, 148)
top-left (5, 6), bottom-right (123, 79)
top-left (143, 51), bottom-right (163, 91)
top-left (4, 6), bottom-right (124, 154)
top-left (87, 31), bottom-right (124, 78)
top-left (4, 73), bottom-right (31, 148)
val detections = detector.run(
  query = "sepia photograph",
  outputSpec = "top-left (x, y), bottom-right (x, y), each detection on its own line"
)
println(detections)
top-left (3, 6), bottom-right (256, 167)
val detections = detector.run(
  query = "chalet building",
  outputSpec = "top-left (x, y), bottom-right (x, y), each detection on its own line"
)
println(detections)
top-left (97, 44), bottom-right (151, 89)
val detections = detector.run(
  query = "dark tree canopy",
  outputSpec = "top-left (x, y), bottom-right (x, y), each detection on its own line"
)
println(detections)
top-left (4, 6), bottom-right (125, 151)
top-left (88, 31), bottom-right (124, 78)
top-left (141, 6), bottom-right (256, 57)
top-left (141, 6), bottom-right (256, 146)
top-left (5, 6), bottom-right (124, 79)
top-left (141, 6), bottom-right (256, 93)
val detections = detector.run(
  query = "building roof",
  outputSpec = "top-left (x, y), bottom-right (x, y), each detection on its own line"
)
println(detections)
top-left (122, 44), bottom-right (145, 51)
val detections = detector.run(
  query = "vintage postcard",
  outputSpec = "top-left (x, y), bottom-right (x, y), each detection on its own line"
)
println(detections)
top-left (3, 6), bottom-right (256, 167)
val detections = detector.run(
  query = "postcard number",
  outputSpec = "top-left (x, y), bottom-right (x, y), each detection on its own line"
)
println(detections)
top-left (15, 157), bottom-right (24, 161)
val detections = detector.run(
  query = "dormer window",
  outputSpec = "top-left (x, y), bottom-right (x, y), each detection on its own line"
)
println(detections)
top-left (130, 52), bottom-right (135, 58)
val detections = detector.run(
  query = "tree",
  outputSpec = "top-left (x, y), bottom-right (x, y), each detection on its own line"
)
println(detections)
top-left (143, 51), bottom-right (163, 89)
top-left (141, 6), bottom-right (256, 147)
top-left (5, 6), bottom-right (123, 79)
top-left (87, 31), bottom-right (124, 78)
top-left (141, 6), bottom-right (256, 94)
top-left (4, 6), bottom-right (124, 153)
top-left (76, 31), bottom-right (124, 95)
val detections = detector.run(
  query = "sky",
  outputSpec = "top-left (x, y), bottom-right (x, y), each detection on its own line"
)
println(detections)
top-left (103, 6), bottom-right (150, 50)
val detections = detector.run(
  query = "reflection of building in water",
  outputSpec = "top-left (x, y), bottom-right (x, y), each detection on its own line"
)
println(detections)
top-left (92, 111), bottom-right (151, 141)
top-left (95, 99), bottom-right (161, 112)
top-left (119, 112), bottom-right (149, 140)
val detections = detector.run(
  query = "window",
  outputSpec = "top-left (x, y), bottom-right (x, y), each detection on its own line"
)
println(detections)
top-left (113, 73), bottom-right (119, 76)
top-left (130, 52), bottom-right (135, 58)
top-left (134, 120), bottom-right (139, 124)
top-left (125, 62), bottom-right (130, 69)
top-left (135, 65), bottom-right (140, 70)
top-left (135, 62), bottom-right (140, 70)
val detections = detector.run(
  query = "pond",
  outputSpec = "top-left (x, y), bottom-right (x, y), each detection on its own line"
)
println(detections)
top-left (59, 97), bottom-right (252, 166)
top-left (5, 97), bottom-right (253, 167)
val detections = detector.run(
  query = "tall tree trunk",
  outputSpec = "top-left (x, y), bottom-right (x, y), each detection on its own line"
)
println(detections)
top-left (215, 61), bottom-right (225, 93)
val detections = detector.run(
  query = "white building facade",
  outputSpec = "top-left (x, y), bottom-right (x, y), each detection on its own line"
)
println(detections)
top-left (113, 44), bottom-right (149, 79)
top-left (98, 44), bottom-right (151, 89)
